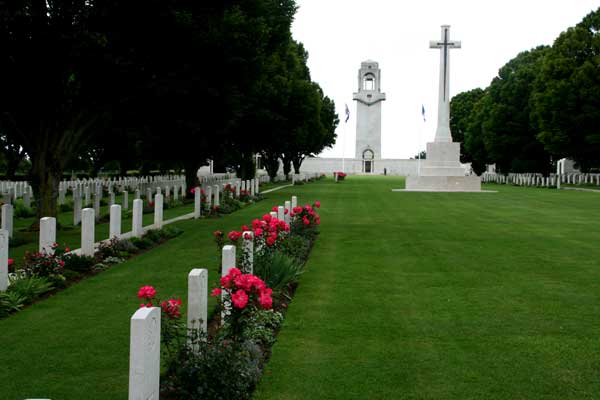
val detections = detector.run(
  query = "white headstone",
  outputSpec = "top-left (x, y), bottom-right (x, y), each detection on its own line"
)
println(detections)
top-left (39, 217), bottom-right (56, 255)
top-left (153, 193), bottom-right (163, 229)
top-left (242, 231), bottom-right (254, 273)
top-left (1, 204), bottom-right (13, 238)
top-left (284, 201), bottom-right (291, 224)
top-left (73, 192), bottom-right (82, 226)
top-left (110, 204), bottom-right (122, 239)
top-left (123, 190), bottom-right (129, 210)
top-left (81, 208), bottom-right (95, 256)
top-left (206, 186), bottom-right (212, 209)
top-left (277, 206), bottom-right (285, 221)
top-left (146, 188), bottom-right (152, 204)
top-left (93, 192), bottom-right (101, 221)
top-left (213, 185), bottom-right (220, 207)
top-left (132, 199), bottom-right (143, 237)
top-left (187, 268), bottom-right (208, 334)
top-left (250, 179), bottom-right (255, 196)
top-left (0, 229), bottom-right (8, 292)
top-left (291, 196), bottom-right (297, 209)
top-left (221, 245), bottom-right (236, 323)
top-left (128, 307), bottom-right (161, 400)
top-left (270, 211), bottom-right (277, 220)
top-left (255, 178), bottom-right (260, 194)
top-left (194, 187), bottom-right (201, 219)
top-left (23, 188), bottom-right (31, 209)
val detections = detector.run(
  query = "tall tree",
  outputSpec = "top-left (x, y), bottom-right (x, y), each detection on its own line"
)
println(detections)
top-left (450, 88), bottom-right (484, 163)
top-left (531, 7), bottom-right (600, 172)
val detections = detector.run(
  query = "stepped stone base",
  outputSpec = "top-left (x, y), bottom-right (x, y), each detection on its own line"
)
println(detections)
top-left (405, 175), bottom-right (482, 192)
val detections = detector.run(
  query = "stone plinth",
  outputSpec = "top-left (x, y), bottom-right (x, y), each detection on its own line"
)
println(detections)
top-left (405, 175), bottom-right (481, 191)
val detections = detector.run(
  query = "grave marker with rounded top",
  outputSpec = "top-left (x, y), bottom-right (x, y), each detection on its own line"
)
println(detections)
top-left (1, 204), bottom-right (13, 238)
top-left (153, 193), bottom-right (163, 229)
top-left (187, 268), bottom-right (208, 335)
top-left (213, 185), bottom-right (220, 207)
top-left (0, 229), bottom-right (8, 291)
top-left (132, 199), bottom-right (143, 237)
top-left (194, 187), bottom-right (201, 219)
top-left (39, 217), bottom-right (56, 255)
top-left (277, 206), bottom-right (285, 221)
top-left (221, 245), bottom-right (236, 323)
top-left (284, 201), bottom-right (291, 224)
top-left (81, 208), bottom-right (95, 256)
top-left (110, 204), bottom-right (122, 239)
top-left (291, 195), bottom-right (297, 209)
top-left (128, 307), bottom-right (161, 400)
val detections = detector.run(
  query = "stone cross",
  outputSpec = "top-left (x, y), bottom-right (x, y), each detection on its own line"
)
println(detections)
top-left (430, 25), bottom-right (461, 143)
top-left (128, 307), bottom-right (161, 400)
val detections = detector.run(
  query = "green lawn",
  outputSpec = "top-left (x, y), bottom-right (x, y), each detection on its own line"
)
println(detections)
top-left (0, 186), bottom-right (305, 400)
top-left (2, 176), bottom-right (600, 399)
top-left (254, 176), bottom-right (600, 400)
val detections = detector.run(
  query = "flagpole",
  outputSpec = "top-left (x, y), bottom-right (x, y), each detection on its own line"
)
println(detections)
top-left (342, 121), bottom-right (346, 173)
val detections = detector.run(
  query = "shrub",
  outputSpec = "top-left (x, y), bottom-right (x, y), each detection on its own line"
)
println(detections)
top-left (130, 237), bottom-right (154, 250)
top-left (7, 275), bottom-right (53, 304)
top-left (278, 235), bottom-right (311, 264)
top-left (242, 309), bottom-right (284, 347)
top-left (9, 232), bottom-right (35, 248)
top-left (162, 226), bottom-right (184, 239)
top-left (63, 253), bottom-right (96, 273)
top-left (14, 203), bottom-right (35, 218)
top-left (62, 269), bottom-right (81, 281)
top-left (21, 247), bottom-right (65, 278)
top-left (161, 336), bottom-right (262, 400)
top-left (98, 237), bottom-right (137, 259)
top-left (253, 252), bottom-right (303, 298)
top-left (0, 291), bottom-right (25, 317)
top-left (59, 203), bottom-right (74, 212)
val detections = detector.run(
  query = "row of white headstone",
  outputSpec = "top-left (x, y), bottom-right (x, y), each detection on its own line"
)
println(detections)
top-left (482, 172), bottom-right (600, 188)
top-left (128, 194), bottom-right (299, 400)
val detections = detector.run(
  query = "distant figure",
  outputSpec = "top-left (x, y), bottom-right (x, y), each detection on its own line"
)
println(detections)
top-left (384, 168), bottom-right (387, 176)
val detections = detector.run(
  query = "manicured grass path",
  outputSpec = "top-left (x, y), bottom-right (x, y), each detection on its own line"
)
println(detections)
top-left (255, 176), bottom-right (600, 400)
top-left (0, 184), bottom-right (302, 400)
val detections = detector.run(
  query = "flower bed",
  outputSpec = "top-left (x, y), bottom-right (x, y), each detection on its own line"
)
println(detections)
top-left (138, 199), bottom-right (322, 399)
top-left (0, 226), bottom-right (183, 319)
top-left (334, 171), bottom-right (347, 181)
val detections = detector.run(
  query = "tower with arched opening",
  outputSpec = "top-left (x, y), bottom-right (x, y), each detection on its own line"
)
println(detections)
top-left (352, 60), bottom-right (386, 172)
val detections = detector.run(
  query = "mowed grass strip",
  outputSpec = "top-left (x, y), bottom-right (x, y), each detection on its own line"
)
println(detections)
top-left (0, 185), bottom-right (306, 400)
top-left (254, 176), bottom-right (600, 400)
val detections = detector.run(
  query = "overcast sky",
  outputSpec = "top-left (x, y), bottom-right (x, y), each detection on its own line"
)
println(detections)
top-left (291, 0), bottom-right (599, 159)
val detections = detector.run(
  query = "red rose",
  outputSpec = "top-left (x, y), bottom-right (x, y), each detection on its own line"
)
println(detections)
top-left (7, 258), bottom-right (14, 266)
top-left (137, 285), bottom-right (157, 300)
top-left (263, 214), bottom-right (272, 222)
top-left (266, 236), bottom-right (276, 246)
top-left (315, 201), bottom-right (320, 208)
top-left (302, 217), bottom-right (310, 226)
top-left (271, 206), bottom-right (278, 212)
top-left (211, 288), bottom-right (222, 297)
top-left (241, 225), bottom-right (250, 232)
top-left (231, 289), bottom-right (249, 309)
top-left (254, 228), bottom-right (263, 237)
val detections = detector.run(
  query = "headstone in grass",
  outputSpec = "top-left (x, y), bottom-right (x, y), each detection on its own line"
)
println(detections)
top-left (270, 211), bottom-right (277, 220)
top-left (284, 201), bottom-right (291, 224)
top-left (221, 245), bottom-right (236, 323)
top-left (73, 192), bottom-right (82, 226)
top-left (0, 229), bottom-right (8, 291)
top-left (58, 188), bottom-right (66, 205)
top-left (23, 188), bottom-right (31, 209)
top-left (81, 208), bottom-right (95, 257)
top-left (123, 190), bottom-right (129, 211)
top-left (153, 194), bottom-right (163, 229)
top-left (241, 180), bottom-right (246, 193)
top-left (93, 192), bottom-right (100, 222)
top-left (242, 231), bottom-right (254, 273)
top-left (277, 206), bottom-right (285, 222)
top-left (187, 268), bottom-right (208, 335)
top-left (146, 188), bottom-right (152, 204)
top-left (291, 196), bottom-right (297, 209)
top-left (213, 185), bottom-right (220, 207)
top-left (109, 192), bottom-right (115, 207)
top-left (39, 217), bottom-right (56, 255)
top-left (134, 189), bottom-right (140, 201)
top-left (173, 185), bottom-right (178, 201)
top-left (194, 187), bottom-right (201, 219)
top-left (110, 205), bottom-right (122, 239)
top-left (2, 204), bottom-right (13, 238)
top-left (128, 307), bottom-right (160, 400)
top-left (132, 199), bottom-right (144, 238)
top-left (207, 186), bottom-right (213, 209)
top-left (84, 186), bottom-right (90, 206)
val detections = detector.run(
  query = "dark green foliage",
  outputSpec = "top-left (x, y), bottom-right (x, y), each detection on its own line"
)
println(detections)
top-left (278, 235), bottom-right (310, 263)
top-left (62, 254), bottom-right (96, 273)
top-left (9, 232), bottom-right (34, 248)
top-left (5, 276), bottom-right (53, 305)
top-left (62, 269), bottom-right (82, 281)
top-left (13, 203), bottom-right (35, 218)
top-left (162, 337), bottom-right (263, 400)
top-left (129, 237), bottom-right (154, 250)
top-left (59, 203), bottom-right (74, 212)
top-left (0, 291), bottom-right (25, 317)
top-left (253, 252), bottom-right (303, 296)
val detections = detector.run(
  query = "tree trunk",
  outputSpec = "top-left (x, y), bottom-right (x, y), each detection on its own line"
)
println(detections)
top-left (30, 155), bottom-right (61, 219)
top-left (292, 155), bottom-right (304, 174)
top-left (238, 152), bottom-right (255, 181)
top-left (262, 152), bottom-right (280, 181)
top-left (281, 156), bottom-right (292, 179)
top-left (184, 160), bottom-right (200, 198)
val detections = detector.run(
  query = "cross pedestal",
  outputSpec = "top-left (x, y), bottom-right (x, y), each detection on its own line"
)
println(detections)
top-left (405, 25), bottom-right (481, 192)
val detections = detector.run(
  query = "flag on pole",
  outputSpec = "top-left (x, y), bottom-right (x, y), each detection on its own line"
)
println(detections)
top-left (421, 104), bottom-right (426, 122)
top-left (345, 103), bottom-right (350, 123)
